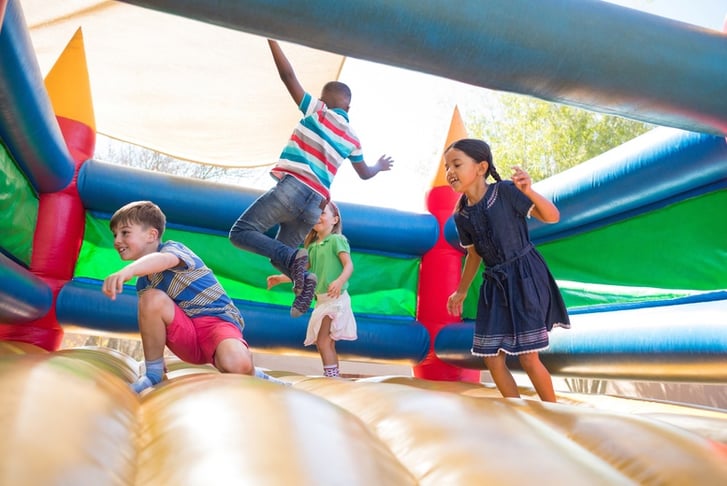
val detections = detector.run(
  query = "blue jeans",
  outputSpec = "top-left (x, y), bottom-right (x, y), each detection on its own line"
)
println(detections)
top-left (229, 175), bottom-right (326, 277)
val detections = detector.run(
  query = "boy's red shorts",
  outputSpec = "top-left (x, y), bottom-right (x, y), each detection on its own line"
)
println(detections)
top-left (166, 305), bottom-right (248, 365)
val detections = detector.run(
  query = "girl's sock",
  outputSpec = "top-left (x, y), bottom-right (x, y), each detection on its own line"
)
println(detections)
top-left (131, 358), bottom-right (164, 393)
top-left (323, 364), bottom-right (340, 378)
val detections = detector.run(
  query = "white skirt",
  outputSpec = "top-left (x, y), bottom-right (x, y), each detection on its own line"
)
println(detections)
top-left (304, 290), bottom-right (358, 346)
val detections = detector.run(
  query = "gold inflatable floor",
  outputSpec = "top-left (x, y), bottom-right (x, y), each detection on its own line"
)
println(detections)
top-left (2, 341), bottom-right (726, 485)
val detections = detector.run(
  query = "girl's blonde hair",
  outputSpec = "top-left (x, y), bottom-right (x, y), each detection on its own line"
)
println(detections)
top-left (304, 200), bottom-right (342, 247)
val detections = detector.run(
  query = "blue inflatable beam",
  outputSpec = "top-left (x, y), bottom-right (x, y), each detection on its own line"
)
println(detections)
top-left (0, 0), bottom-right (75, 193)
top-left (77, 160), bottom-right (438, 257)
top-left (57, 280), bottom-right (430, 363)
top-left (118, 0), bottom-right (727, 136)
top-left (444, 129), bottom-right (727, 248)
top-left (434, 293), bottom-right (727, 382)
top-left (0, 253), bottom-right (52, 323)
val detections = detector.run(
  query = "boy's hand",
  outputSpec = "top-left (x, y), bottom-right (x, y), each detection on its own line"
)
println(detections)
top-left (102, 268), bottom-right (134, 300)
top-left (267, 274), bottom-right (291, 290)
top-left (376, 154), bottom-right (394, 173)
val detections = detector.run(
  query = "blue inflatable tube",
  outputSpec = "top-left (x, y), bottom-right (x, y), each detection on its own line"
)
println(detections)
top-left (445, 129), bottom-right (727, 247)
top-left (0, 253), bottom-right (53, 323)
top-left (57, 279), bottom-right (430, 363)
top-left (0, 0), bottom-right (75, 193)
top-left (118, 0), bottom-right (727, 136)
top-left (434, 293), bottom-right (727, 382)
top-left (77, 159), bottom-right (438, 257)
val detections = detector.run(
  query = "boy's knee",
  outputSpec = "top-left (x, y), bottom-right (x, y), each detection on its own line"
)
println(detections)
top-left (138, 289), bottom-right (172, 312)
top-left (215, 340), bottom-right (254, 375)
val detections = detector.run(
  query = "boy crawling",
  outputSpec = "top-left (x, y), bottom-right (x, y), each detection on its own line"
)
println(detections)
top-left (102, 200), bottom-right (280, 392)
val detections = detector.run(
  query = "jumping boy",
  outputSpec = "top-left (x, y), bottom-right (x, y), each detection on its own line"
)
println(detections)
top-left (229, 39), bottom-right (393, 318)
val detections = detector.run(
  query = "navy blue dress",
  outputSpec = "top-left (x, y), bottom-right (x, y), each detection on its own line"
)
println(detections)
top-left (453, 181), bottom-right (570, 356)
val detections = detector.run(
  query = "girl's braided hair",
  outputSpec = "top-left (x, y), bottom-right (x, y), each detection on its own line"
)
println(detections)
top-left (446, 139), bottom-right (502, 212)
top-left (446, 138), bottom-right (502, 182)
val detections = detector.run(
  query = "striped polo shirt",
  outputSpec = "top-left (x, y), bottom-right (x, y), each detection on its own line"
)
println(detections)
top-left (271, 92), bottom-right (364, 199)
top-left (136, 241), bottom-right (244, 332)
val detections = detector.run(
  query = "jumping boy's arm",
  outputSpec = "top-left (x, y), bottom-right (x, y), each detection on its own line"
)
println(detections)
top-left (102, 252), bottom-right (180, 300)
top-left (447, 246), bottom-right (482, 317)
top-left (352, 154), bottom-right (394, 180)
top-left (268, 39), bottom-right (304, 106)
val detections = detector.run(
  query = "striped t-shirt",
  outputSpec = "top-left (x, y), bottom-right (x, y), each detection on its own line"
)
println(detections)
top-left (136, 241), bottom-right (244, 332)
top-left (271, 92), bottom-right (364, 199)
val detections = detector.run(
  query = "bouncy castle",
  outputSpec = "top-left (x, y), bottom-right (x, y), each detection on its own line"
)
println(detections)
top-left (1, 0), bottom-right (727, 483)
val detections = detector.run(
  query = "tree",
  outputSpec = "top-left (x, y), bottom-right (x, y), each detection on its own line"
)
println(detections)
top-left (94, 134), bottom-right (271, 186)
top-left (467, 93), bottom-right (654, 181)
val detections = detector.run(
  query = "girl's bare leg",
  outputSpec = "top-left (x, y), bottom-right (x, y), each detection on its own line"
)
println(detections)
top-left (317, 317), bottom-right (339, 376)
top-left (484, 353), bottom-right (520, 398)
top-left (518, 352), bottom-right (556, 402)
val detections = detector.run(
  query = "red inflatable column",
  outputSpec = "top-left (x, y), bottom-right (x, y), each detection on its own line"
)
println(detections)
top-left (1, 29), bottom-right (95, 350)
top-left (413, 107), bottom-right (480, 382)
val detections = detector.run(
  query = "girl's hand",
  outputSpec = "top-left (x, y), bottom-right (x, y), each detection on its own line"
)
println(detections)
top-left (327, 279), bottom-right (343, 298)
top-left (447, 291), bottom-right (467, 317)
top-left (512, 165), bottom-right (532, 193)
top-left (267, 274), bottom-right (290, 290)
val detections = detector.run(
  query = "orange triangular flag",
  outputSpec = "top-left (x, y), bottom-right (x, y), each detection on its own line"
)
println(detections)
top-left (431, 105), bottom-right (468, 188)
top-left (44, 27), bottom-right (96, 131)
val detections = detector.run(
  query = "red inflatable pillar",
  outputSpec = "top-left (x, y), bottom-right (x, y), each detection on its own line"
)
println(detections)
top-left (413, 107), bottom-right (480, 382)
top-left (0, 29), bottom-right (95, 350)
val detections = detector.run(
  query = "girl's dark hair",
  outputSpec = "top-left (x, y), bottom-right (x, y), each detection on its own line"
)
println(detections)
top-left (446, 138), bottom-right (502, 182)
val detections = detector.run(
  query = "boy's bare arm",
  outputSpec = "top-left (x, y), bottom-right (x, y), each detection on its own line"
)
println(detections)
top-left (102, 252), bottom-right (180, 300)
top-left (268, 39), bottom-right (304, 106)
top-left (352, 154), bottom-right (394, 180)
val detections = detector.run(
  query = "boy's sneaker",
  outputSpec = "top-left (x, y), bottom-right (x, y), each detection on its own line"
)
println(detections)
top-left (290, 249), bottom-right (309, 295)
top-left (291, 273), bottom-right (316, 318)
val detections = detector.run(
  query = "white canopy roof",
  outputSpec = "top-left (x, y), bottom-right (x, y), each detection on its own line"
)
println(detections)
top-left (22, 0), bottom-right (344, 166)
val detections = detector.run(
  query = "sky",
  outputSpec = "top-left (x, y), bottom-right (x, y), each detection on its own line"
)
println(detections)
top-left (326, 0), bottom-right (726, 213)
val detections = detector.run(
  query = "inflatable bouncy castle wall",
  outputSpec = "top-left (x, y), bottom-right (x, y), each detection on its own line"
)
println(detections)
top-left (2, 1), bottom-right (727, 483)
top-left (2, 0), bottom-right (726, 382)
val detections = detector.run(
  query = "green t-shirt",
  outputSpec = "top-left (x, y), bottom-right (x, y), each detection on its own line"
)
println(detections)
top-left (308, 233), bottom-right (351, 294)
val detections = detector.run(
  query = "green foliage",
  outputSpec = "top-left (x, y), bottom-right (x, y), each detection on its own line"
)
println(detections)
top-left (467, 93), bottom-right (653, 181)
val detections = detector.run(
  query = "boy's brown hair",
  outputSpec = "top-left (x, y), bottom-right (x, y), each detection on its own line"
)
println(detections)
top-left (109, 200), bottom-right (166, 238)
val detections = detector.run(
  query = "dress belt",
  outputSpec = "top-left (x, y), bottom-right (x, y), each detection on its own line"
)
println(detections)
top-left (482, 243), bottom-right (534, 307)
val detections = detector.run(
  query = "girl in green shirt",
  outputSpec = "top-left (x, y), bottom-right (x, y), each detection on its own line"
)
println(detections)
top-left (268, 201), bottom-right (357, 377)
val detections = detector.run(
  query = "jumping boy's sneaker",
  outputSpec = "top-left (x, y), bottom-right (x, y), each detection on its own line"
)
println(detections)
top-left (291, 272), bottom-right (316, 318)
top-left (290, 249), bottom-right (309, 295)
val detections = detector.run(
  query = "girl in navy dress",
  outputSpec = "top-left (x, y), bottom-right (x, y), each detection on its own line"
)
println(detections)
top-left (444, 139), bottom-right (570, 402)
